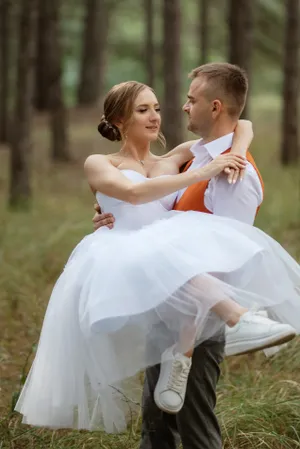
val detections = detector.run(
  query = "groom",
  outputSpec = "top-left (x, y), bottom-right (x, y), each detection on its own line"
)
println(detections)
top-left (93, 63), bottom-right (264, 449)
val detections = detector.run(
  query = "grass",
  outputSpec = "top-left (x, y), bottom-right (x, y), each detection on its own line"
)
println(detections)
top-left (0, 104), bottom-right (300, 448)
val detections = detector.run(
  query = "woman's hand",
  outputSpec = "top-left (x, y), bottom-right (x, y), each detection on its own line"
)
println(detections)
top-left (199, 154), bottom-right (247, 181)
top-left (223, 166), bottom-right (244, 184)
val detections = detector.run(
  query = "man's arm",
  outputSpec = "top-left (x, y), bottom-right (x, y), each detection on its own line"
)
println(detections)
top-left (205, 164), bottom-right (263, 225)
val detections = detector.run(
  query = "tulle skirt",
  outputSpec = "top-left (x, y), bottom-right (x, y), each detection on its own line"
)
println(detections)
top-left (15, 210), bottom-right (300, 433)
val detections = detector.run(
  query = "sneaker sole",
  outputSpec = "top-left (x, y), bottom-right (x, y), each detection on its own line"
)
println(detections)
top-left (154, 388), bottom-right (183, 415)
top-left (225, 330), bottom-right (296, 357)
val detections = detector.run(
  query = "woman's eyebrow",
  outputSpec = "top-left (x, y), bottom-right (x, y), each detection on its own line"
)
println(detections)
top-left (136, 103), bottom-right (160, 108)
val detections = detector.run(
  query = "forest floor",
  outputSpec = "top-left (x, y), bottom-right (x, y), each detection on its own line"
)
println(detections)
top-left (1, 102), bottom-right (300, 448)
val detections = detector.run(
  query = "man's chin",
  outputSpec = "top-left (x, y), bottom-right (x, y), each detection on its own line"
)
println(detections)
top-left (187, 122), bottom-right (196, 133)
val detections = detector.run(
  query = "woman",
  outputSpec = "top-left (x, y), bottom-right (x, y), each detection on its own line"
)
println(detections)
top-left (15, 81), bottom-right (300, 433)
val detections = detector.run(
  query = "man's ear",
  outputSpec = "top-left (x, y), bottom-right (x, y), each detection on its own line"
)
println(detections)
top-left (212, 100), bottom-right (222, 117)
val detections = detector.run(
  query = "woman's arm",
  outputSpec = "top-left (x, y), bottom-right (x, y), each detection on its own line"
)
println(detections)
top-left (227, 120), bottom-right (253, 183)
top-left (84, 154), bottom-right (246, 206)
top-left (161, 140), bottom-right (199, 167)
top-left (231, 120), bottom-right (253, 156)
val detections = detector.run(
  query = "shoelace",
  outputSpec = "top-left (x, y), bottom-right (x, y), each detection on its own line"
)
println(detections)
top-left (167, 359), bottom-right (190, 394)
top-left (242, 310), bottom-right (271, 324)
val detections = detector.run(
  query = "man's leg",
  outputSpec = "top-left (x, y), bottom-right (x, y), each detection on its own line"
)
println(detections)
top-left (140, 321), bottom-right (181, 449)
top-left (140, 363), bottom-right (181, 449)
top-left (177, 337), bottom-right (225, 449)
top-left (140, 336), bottom-right (224, 449)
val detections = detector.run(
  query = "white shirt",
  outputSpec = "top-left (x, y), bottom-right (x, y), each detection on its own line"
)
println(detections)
top-left (176, 133), bottom-right (263, 225)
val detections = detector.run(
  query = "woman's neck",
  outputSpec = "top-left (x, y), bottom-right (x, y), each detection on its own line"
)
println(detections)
top-left (120, 140), bottom-right (151, 163)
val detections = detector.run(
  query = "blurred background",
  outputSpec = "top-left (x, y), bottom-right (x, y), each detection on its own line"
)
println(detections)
top-left (0, 0), bottom-right (300, 448)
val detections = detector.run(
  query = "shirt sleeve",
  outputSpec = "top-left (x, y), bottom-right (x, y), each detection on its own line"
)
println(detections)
top-left (204, 163), bottom-right (263, 225)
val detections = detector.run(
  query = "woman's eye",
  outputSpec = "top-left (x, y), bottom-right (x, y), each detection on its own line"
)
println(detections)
top-left (139, 109), bottom-right (147, 113)
top-left (155, 108), bottom-right (161, 112)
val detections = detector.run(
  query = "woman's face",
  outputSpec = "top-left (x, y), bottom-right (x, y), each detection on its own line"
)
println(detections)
top-left (124, 88), bottom-right (161, 142)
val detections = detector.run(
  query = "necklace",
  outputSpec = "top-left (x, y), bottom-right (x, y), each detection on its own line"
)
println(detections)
top-left (120, 150), bottom-right (146, 166)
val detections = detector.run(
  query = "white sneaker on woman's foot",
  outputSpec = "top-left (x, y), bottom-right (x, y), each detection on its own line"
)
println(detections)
top-left (154, 346), bottom-right (192, 414)
top-left (225, 311), bottom-right (296, 356)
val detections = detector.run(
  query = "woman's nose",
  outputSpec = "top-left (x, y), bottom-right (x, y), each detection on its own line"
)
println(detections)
top-left (150, 111), bottom-right (160, 121)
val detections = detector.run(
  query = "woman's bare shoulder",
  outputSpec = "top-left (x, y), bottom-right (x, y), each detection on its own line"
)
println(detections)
top-left (84, 153), bottom-right (120, 170)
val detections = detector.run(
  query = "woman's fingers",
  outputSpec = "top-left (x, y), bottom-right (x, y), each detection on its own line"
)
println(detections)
top-left (220, 155), bottom-right (246, 184)
top-left (239, 167), bottom-right (246, 181)
top-left (232, 169), bottom-right (240, 184)
top-left (226, 161), bottom-right (246, 170)
top-left (226, 168), bottom-right (236, 184)
top-left (226, 155), bottom-right (247, 164)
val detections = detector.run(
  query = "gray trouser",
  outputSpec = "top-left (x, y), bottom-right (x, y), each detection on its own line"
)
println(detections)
top-left (139, 335), bottom-right (225, 449)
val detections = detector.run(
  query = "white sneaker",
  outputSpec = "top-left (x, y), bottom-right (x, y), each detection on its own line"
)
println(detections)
top-left (256, 311), bottom-right (289, 358)
top-left (225, 310), bottom-right (296, 356)
top-left (154, 346), bottom-right (192, 414)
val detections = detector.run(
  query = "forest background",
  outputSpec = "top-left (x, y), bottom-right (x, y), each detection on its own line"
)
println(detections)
top-left (0, 0), bottom-right (300, 448)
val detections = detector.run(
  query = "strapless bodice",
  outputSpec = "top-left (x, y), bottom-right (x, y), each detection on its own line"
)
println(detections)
top-left (96, 169), bottom-right (178, 230)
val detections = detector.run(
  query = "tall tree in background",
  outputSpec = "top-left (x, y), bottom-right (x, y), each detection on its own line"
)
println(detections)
top-left (145, 0), bottom-right (155, 87)
top-left (281, 0), bottom-right (299, 165)
top-left (0, 0), bottom-right (11, 143)
top-left (34, 0), bottom-right (51, 111)
top-left (9, 0), bottom-right (36, 208)
top-left (198, 0), bottom-right (209, 65)
top-left (228, 0), bottom-right (254, 118)
top-left (47, 0), bottom-right (70, 162)
top-left (163, 0), bottom-right (182, 150)
top-left (77, 0), bottom-right (111, 106)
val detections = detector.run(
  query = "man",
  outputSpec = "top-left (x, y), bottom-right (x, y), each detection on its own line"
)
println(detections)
top-left (93, 63), bottom-right (264, 449)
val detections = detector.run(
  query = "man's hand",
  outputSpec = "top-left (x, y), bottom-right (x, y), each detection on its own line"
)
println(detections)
top-left (93, 203), bottom-right (115, 231)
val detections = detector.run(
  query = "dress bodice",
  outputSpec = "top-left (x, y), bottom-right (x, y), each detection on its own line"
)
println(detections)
top-left (96, 169), bottom-right (178, 230)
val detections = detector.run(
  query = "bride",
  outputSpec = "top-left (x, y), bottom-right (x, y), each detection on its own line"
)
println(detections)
top-left (15, 81), bottom-right (300, 433)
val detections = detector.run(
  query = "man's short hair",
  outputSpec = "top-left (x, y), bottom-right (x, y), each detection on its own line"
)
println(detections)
top-left (189, 63), bottom-right (248, 118)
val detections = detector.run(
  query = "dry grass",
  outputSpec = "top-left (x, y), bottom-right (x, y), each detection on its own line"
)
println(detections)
top-left (0, 104), bottom-right (300, 448)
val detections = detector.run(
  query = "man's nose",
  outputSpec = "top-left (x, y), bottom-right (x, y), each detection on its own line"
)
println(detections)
top-left (183, 103), bottom-right (189, 112)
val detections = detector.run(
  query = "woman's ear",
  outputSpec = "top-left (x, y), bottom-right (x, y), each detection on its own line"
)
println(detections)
top-left (115, 121), bottom-right (123, 132)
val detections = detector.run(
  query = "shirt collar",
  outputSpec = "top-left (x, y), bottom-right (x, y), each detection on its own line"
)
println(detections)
top-left (191, 132), bottom-right (234, 159)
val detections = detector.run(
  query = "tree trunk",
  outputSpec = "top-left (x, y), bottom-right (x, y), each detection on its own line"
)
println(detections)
top-left (281, 0), bottom-right (299, 165)
top-left (46, 0), bottom-right (70, 162)
top-left (34, 0), bottom-right (51, 110)
top-left (0, 0), bottom-right (11, 143)
top-left (228, 0), bottom-right (254, 118)
top-left (163, 0), bottom-right (182, 150)
top-left (9, 0), bottom-right (36, 209)
top-left (77, 0), bottom-right (110, 106)
top-left (199, 0), bottom-right (209, 65)
top-left (145, 0), bottom-right (155, 87)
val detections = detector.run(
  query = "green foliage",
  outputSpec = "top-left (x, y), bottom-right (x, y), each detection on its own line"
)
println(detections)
top-left (59, 0), bottom-right (288, 106)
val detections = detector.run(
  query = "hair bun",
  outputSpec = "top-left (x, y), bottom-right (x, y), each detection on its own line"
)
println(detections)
top-left (97, 116), bottom-right (121, 142)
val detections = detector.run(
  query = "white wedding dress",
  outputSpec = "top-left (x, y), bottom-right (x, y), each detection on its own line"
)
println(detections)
top-left (15, 169), bottom-right (300, 433)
